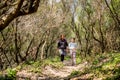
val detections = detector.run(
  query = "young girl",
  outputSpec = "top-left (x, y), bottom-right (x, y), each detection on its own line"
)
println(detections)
top-left (69, 38), bottom-right (77, 66)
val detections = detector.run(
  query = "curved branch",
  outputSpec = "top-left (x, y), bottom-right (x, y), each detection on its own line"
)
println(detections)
top-left (0, 0), bottom-right (24, 30)
top-left (0, 0), bottom-right (40, 31)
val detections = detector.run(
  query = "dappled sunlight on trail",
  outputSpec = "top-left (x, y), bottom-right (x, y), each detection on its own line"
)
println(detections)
top-left (42, 60), bottom-right (88, 78)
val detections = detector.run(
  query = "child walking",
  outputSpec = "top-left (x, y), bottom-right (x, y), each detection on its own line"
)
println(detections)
top-left (69, 38), bottom-right (77, 66)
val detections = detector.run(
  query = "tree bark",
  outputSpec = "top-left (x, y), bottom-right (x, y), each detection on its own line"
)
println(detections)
top-left (0, 0), bottom-right (40, 31)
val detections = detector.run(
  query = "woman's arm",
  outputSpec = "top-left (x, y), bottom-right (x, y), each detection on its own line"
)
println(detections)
top-left (57, 41), bottom-right (60, 49)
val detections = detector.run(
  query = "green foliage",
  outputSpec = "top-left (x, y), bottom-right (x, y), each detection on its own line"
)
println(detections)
top-left (110, 0), bottom-right (120, 14)
top-left (14, 65), bottom-right (22, 71)
top-left (25, 61), bottom-right (35, 65)
top-left (92, 59), bottom-right (99, 65)
top-left (29, 67), bottom-right (41, 73)
top-left (33, 61), bottom-right (42, 68)
top-left (106, 67), bottom-right (120, 80)
top-left (21, 56), bottom-right (64, 73)
top-left (7, 68), bottom-right (17, 79)
top-left (76, 56), bottom-right (82, 64)
top-left (70, 70), bottom-right (81, 76)
top-left (21, 61), bottom-right (42, 74)
top-left (2, 52), bottom-right (120, 80)
top-left (65, 56), bottom-right (71, 61)
top-left (42, 56), bottom-right (64, 69)
top-left (72, 52), bottom-right (120, 79)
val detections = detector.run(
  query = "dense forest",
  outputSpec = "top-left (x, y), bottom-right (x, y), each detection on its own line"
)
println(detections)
top-left (0, 0), bottom-right (120, 80)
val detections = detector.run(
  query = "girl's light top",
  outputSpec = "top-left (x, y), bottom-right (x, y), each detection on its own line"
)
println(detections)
top-left (69, 42), bottom-right (77, 49)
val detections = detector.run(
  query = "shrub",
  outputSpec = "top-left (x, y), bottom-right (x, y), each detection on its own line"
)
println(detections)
top-left (7, 68), bottom-right (17, 79)
top-left (70, 70), bottom-right (81, 76)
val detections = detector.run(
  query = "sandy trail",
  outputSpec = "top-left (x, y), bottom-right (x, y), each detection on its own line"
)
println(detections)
top-left (16, 60), bottom-right (88, 80)
top-left (42, 60), bottom-right (88, 78)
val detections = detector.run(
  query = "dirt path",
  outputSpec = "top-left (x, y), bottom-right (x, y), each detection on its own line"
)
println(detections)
top-left (16, 60), bottom-right (88, 80)
top-left (42, 60), bottom-right (88, 78)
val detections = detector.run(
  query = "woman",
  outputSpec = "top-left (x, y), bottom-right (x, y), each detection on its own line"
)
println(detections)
top-left (69, 38), bottom-right (77, 66)
top-left (57, 34), bottom-right (68, 62)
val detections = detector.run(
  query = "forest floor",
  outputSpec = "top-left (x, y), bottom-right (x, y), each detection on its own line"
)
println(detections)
top-left (16, 60), bottom-right (89, 80)
top-left (1, 52), bottom-right (120, 80)
top-left (41, 60), bottom-right (88, 79)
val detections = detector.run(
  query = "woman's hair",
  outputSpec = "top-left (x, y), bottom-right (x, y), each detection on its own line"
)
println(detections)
top-left (72, 38), bottom-right (75, 40)
top-left (60, 34), bottom-right (63, 37)
top-left (60, 34), bottom-right (64, 39)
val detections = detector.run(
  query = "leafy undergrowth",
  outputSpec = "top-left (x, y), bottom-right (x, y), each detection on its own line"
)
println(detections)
top-left (0, 68), bottom-right (16, 80)
top-left (68, 52), bottom-right (120, 80)
top-left (1, 53), bottom-right (120, 80)
top-left (15, 56), bottom-right (65, 73)
top-left (0, 55), bottom-right (82, 79)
